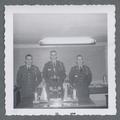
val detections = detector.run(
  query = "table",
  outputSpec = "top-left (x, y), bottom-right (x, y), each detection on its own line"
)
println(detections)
top-left (14, 85), bottom-right (108, 108)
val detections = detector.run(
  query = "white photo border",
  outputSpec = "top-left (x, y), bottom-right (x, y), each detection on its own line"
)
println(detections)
top-left (5, 5), bottom-right (116, 115)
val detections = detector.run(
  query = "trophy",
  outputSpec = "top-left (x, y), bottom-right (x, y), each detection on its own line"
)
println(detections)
top-left (63, 77), bottom-right (72, 101)
top-left (33, 79), bottom-right (48, 104)
top-left (33, 88), bottom-right (40, 104)
top-left (33, 91), bottom-right (39, 103)
top-left (39, 80), bottom-right (48, 101)
top-left (40, 85), bottom-right (48, 101)
top-left (73, 88), bottom-right (77, 100)
top-left (63, 82), bottom-right (68, 100)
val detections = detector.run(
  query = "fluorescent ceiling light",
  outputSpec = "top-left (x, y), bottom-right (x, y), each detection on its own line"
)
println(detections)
top-left (39, 37), bottom-right (96, 45)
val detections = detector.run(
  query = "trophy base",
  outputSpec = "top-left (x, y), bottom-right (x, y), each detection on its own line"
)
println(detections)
top-left (63, 97), bottom-right (73, 101)
top-left (49, 98), bottom-right (63, 107)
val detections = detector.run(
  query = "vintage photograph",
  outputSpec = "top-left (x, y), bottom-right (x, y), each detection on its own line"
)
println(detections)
top-left (5, 5), bottom-right (116, 115)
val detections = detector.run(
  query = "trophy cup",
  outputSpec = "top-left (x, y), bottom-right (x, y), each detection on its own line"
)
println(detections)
top-left (39, 80), bottom-right (48, 101)
top-left (72, 88), bottom-right (78, 102)
top-left (33, 80), bottom-right (48, 104)
top-left (33, 91), bottom-right (39, 103)
top-left (33, 88), bottom-right (40, 104)
top-left (63, 77), bottom-right (72, 101)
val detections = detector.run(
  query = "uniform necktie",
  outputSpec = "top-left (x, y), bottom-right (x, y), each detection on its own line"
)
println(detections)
top-left (53, 63), bottom-right (56, 72)
top-left (27, 65), bottom-right (31, 70)
top-left (79, 66), bottom-right (82, 71)
top-left (53, 62), bottom-right (56, 67)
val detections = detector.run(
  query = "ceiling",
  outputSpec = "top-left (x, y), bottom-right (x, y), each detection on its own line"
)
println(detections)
top-left (13, 14), bottom-right (107, 44)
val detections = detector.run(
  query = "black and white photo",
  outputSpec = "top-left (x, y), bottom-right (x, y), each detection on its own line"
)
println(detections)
top-left (5, 5), bottom-right (116, 115)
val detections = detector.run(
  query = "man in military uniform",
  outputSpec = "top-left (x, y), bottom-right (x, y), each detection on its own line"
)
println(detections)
top-left (16, 54), bottom-right (42, 107)
top-left (43, 50), bottom-right (66, 100)
top-left (69, 55), bottom-right (92, 104)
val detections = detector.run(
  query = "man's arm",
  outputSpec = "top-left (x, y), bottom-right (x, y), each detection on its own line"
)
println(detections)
top-left (36, 67), bottom-right (42, 86)
top-left (69, 67), bottom-right (75, 87)
top-left (85, 66), bottom-right (92, 86)
top-left (16, 67), bottom-right (22, 88)
top-left (43, 63), bottom-right (49, 82)
top-left (57, 62), bottom-right (66, 85)
top-left (60, 62), bottom-right (66, 80)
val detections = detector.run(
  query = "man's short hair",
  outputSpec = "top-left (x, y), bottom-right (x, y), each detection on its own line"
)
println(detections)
top-left (25, 54), bottom-right (33, 59)
top-left (76, 54), bottom-right (83, 59)
top-left (50, 50), bottom-right (57, 55)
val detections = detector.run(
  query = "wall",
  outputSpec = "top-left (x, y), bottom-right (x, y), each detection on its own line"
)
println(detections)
top-left (14, 45), bottom-right (107, 84)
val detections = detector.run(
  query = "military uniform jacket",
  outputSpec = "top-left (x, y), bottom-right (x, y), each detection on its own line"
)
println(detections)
top-left (43, 60), bottom-right (66, 87)
top-left (16, 65), bottom-right (42, 98)
top-left (69, 65), bottom-right (92, 88)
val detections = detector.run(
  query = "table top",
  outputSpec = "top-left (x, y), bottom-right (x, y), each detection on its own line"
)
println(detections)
top-left (15, 97), bottom-right (108, 108)
top-left (89, 86), bottom-right (108, 94)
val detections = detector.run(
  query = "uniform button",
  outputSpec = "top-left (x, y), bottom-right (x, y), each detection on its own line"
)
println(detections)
top-left (28, 73), bottom-right (31, 79)
top-left (28, 73), bottom-right (31, 76)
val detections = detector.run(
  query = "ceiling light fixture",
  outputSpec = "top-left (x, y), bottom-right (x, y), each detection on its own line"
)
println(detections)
top-left (39, 37), bottom-right (96, 45)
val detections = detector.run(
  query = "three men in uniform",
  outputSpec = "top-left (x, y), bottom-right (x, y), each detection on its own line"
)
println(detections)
top-left (16, 51), bottom-right (92, 106)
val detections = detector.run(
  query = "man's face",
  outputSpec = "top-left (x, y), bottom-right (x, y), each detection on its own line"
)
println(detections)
top-left (50, 51), bottom-right (57, 63)
top-left (77, 56), bottom-right (84, 67)
top-left (25, 56), bottom-right (33, 66)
